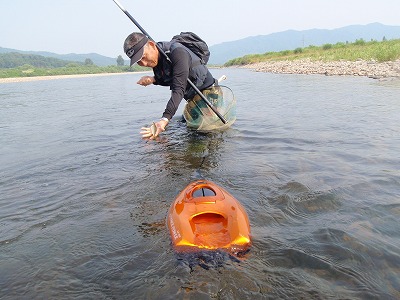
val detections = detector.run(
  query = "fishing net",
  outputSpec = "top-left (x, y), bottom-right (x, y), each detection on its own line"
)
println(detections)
top-left (183, 85), bottom-right (236, 131)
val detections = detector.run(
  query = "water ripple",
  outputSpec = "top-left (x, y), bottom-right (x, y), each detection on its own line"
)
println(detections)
top-left (1, 71), bottom-right (400, 299)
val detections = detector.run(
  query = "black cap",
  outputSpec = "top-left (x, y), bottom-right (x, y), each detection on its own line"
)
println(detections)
top-left (123, 32), bottom-right (149, 66)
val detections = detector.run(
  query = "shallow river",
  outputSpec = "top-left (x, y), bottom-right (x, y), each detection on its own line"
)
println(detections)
top-left (1, 69), bottom-right (399, 299)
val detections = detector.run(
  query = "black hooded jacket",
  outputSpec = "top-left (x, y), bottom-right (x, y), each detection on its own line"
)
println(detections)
top-left (153, 41), bottom-right (214, 120)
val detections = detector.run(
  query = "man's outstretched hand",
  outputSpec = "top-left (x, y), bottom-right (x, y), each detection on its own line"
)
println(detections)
top-left (137, 76), bottom-right (155, 86)
top-left (140, 119), bottom-right (168, 139)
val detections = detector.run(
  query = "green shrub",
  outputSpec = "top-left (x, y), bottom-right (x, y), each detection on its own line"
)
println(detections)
top-left (294, 47), bottom-right (303, 54)
top-left (322, 43), bottom-right (333, 50)
top-left (280, 50), bottom-right (290, 56)
top-left (354, 39), bottom-right (366, 46)
top-left (335, 42), bottom-right (346, 48)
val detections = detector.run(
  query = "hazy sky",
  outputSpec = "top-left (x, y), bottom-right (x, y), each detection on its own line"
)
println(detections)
top-left (1, 0), bottom-right (399, 58)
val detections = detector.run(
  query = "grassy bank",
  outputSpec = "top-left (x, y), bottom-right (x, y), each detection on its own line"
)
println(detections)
top-left (0, 64), bottom-right (148, 78)
top-left (225, 38), bottom-right (400, 66)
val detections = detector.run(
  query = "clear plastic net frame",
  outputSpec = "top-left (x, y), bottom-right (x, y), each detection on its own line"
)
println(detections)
top-left (183, 85), bottom-right (236, 131)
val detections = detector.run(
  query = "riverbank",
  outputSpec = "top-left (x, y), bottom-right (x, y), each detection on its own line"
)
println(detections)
top-left (2, 60), bottom-right (400, 83)
top-left (0, 72), bottom-right (132, 84)
top-left (242, 59), bottom-right (400, 79)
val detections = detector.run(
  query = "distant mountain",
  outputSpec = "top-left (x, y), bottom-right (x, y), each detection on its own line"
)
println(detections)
top-left (208, 23), bottom-right (400, 65)
top-left (0, 47), bottom-right (126, 66)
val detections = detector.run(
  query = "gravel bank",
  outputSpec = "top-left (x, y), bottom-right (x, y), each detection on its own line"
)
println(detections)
top-left (243, 59), bottom-right (400, 79)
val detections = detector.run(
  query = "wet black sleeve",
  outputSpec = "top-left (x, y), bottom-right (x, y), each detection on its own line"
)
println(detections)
top-left (162, 47), bottom-right (191, 120)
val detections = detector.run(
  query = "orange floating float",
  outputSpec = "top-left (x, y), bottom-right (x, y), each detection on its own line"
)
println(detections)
top-left (167, 180), bottom-right (251, 254)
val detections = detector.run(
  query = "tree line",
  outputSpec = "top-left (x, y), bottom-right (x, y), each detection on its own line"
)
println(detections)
top-left (0, 52), bottom-right (80, 68)
top-left (0, 53), bottom-right (148, 78)
top-left (0, 52), bottom-right (127, 69)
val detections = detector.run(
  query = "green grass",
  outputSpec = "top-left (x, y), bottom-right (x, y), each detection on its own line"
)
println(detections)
top-left (0, 64), bottom-right (149, 79)
top-left (224, 38), bottom-right (400, 66)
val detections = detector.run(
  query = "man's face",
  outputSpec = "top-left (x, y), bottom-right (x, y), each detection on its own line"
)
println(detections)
top-left (137, 42), bottom-right (158, 68)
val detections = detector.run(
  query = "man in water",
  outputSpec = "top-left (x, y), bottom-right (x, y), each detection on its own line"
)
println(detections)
top-left (123, 32), bottom-right (215, 138)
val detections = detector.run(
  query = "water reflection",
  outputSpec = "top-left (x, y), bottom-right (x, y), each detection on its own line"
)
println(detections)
top-left (158, 120), bottom-right (227, 178)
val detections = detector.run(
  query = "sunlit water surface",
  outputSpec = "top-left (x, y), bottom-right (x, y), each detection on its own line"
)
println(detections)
top-left (1, 69), bottom-right (399, 299)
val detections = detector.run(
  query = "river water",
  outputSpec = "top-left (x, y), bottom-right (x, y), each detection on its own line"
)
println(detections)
top-left (1, 69), bottom-right (399, 299)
